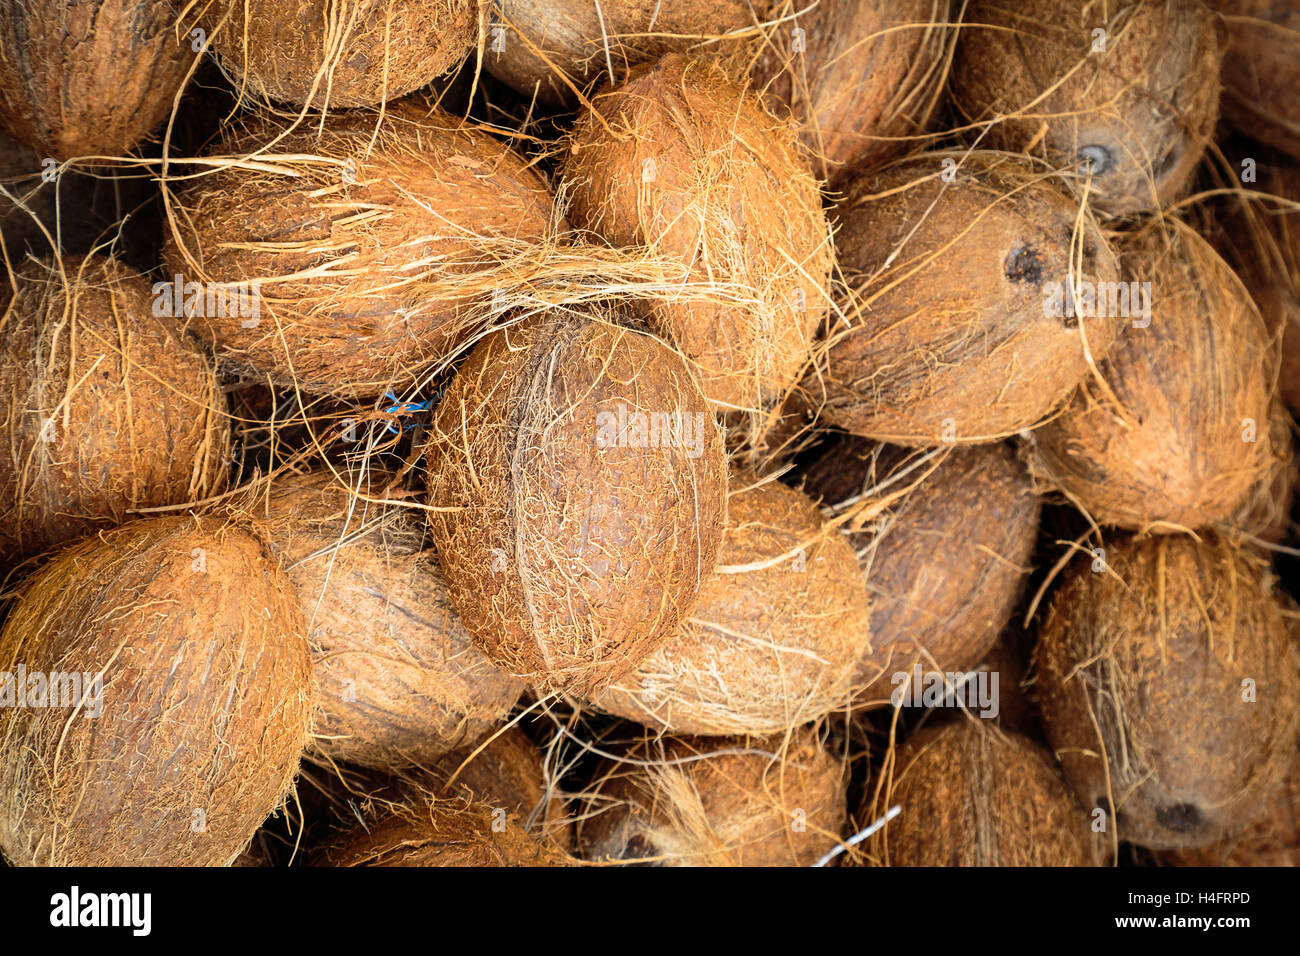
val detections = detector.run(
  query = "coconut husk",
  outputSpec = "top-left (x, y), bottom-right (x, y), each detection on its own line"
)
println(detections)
top-left (750, 0), bottom-right (954, 185)
top-left (818, 151), bottom-right (1123, 445)
top-left (1029, 220), bottom-right (1275, 533)
top-left (865, 721), bottom-right (1102, 866)
top-left (590, 474), bottom-right (872, 736)
top-left (0, 513), bottom-right (312, 867)
top-left (162, 103), bottom-right (562, 399)
top-left (0, 254), bottom-right (230, 568)
top-left (423, 305), bottom-right (728, 696)
top-left (578, 728), bottom-right (846, 866)
top-left (0, 0), bottom-right (194, 159)
top-left (1210, 0), bottom-right (1300, 161)
top-left (1033, 532), bottom-right (1300, 851)
top-left (191, 0), bottom-right (477, 109)
top-left (254, 467), bottom-right (524, 770)
top-left (1226, 402), bottom-right (1295, 549)
top-left (562, 53), bottom-right (833, 415)
top-left (951, 0), bottom-right (1221, 217)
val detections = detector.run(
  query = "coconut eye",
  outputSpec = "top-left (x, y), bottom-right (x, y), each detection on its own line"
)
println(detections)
top-left (1077, 145), bottom-right (1112, 176)
top-left (1004, 244), bottom-right (1044, 284)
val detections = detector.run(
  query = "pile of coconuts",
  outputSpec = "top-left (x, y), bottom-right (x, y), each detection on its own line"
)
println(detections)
top-left (0, 0), bottom-right (1296, 870)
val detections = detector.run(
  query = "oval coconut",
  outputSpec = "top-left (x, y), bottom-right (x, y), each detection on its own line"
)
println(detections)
top-left (424, 306), bottom-right (727, 695)
top-left (1030, 221), bottom-right (1275, 532)
top-left (1034, 533), bottom-right (1300, 850)
top-left (0, 0), bottom-right (193, 159)
top-left (801, 437), bottom-right (1040, 704)
top-left (0, 514), bottom-right (312, 867)
top-left (256, 468), bottom-right (524, 770)
top-left (751, 0), bottom-right (954, 184)
top-left (819, 151), bottom-right (1123, 445)
top-left (485, 0), bottom-right (757, 107)
top-left (162, 105), bottom-right (560, 398)
top-left (1211, 0), bottom-right (1300, 161)
top-left (562, 53), bottom-right (833, 412)
top-left (579, 729), bottom-right (846, 866)
top-left (951, 0), bottom-right (1221, 217)
top-left (591, 475), bottom-right (872, 735)
top-left (0, 255), bottom-right (230, 568)
top-left (867, 721), bottom-right (1101, 866)
top-left (199, 0), bottom-right (477, 108)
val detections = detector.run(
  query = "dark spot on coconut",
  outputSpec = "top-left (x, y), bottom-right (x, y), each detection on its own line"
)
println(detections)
top-left (1077, 145), bottom-right (1112, 177)
top-left (1156, 802), bottom-right (1203, 833)
top-left (1152, 142), bottom-right (1182, 179)
top-left (1004, 245), bottom-right (1044, 285)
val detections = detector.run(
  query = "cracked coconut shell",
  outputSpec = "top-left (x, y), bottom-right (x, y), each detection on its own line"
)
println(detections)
top-left (819, 151), bottom-right (1123, 445)
top-left (0, 255), bottom-right (230, 568)
top-left (562, 53), bottom-right (833, 412)
top-left (591, 474), bottom-right (872, 735)
top-left (1210, 0), bottom-right (1300, 161)
top-left (162, 105), bottom-right (560, 399)
top-left (1030, 221), bottom-right (1275, 532)
top-left (0, 514), bottom-right (312, 867)
top-left (255, 468), bottom-right (523, 771)
top-left (423, 305), bottom-right (727, 696)
top-left (1033, 533), bottom-right (1300, 850)
top-left (951, 0), bottom-right (1222, 217)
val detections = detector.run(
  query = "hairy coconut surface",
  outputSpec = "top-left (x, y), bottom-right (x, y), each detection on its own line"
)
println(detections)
top-left (801, 437), bottom-right (1039, 704)
top-left (194, 0), bottom-right (477, 109)
top-left (1034, 533), bottom-right (1300, 851)
top-left (0, 255), bottom-right (230, 568)
top-left (255, 468), bottom-right (523, 770)
top-left (951, 0), bottom-right (1222, 217)
top-left (162, 104), bottom-right (561, 399)
top-left (424, 306), bottom-right (727, 696)
top-left (818, 151), bottom-right (1123, 445)
top-left (591, 474), bottom-right (871, 735)
top-left (579, 729), bottom-right (845, 866)
top-left (562, 54), bottom-right (833, 414)
top-left (1227, 403), bottom-right (1295, 548)
top-left (750, 0), bottom-right (954, 184)
top-left (1211, 0), bottom-right (1300, 160)
top-left (867, 721), bottom-right (1100, 866)
top-left (485, 0), bottom-right (760, 107)
top-left (0, 514), bottom-right (312, 866)
top-left (0, 0), bottom-right (193, 159)
top-left (1030, 221), bottom-right (1275, 532)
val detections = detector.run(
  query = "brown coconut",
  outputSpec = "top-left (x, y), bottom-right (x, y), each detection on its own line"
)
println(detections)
top-left (0, 0), bottom-right (193, 159)
top-left (485, 0), bottom-right (759, 107)
top-left (1034, 532), bottom-right (1300, 850)
top-left (579, 729), bottom-right (846, 866)
top-left (255, 468), bottom-right (524, 770)
top-left (751, 0), bottom-right (954, 184)
top-left (1227, 403), bottom-right (1295, 547)
top-left (562, 53), bottom-right (833, 413)
top-left (0, 255), bottom-right (230, 567)
top-left (591, 475), bottom-right (872, 735)
top-left (867, 721), bottom-right (1101, 866)
top-left (1030, 221), bottom-right (1275, 532)
top-left (951, 0), bottom-right (1222, 217)
top-left (196, 0), bottom-right (477, 108)
top-left (819, 151), bottom-right (1123, 445)
top-left (423, 306), bottom-right (727, 695)
top-left (1211, 0), bottom-right (1300, 161)
top-left (162, 105), bottom-right (560, 398)
top-left (801, 437), bottom-right (1040, 704)
top-left (0, 514), bottom-right (312, 867)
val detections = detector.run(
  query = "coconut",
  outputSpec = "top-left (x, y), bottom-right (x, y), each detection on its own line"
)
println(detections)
top-left (1033, 532), bottom-right (1300, 850)
top-left (1211, 1), bottom-right (1300, 161)
top-left (866, 721), bottom-right (1101, 866)
top-left (485, 0), bottom-right (758, 107)
top-left (579, 728), bottom-right (845, 866)
top-left (255, 468), bottom-right (524, 770)
top-left (162, 104), bottom-right (561, 399)
top-left (0, 255), bottom-right (230, 568)
top-left (818, 151), bottom-right (1123, 445)
top-left (1030, 221), bottom-right (1275, 532)
top-left (1227, 403), bottom-right (1295, 548)
top-left (197, 0), bottom-right (476, 109)
top-left (801, 437), bottom-right (1040, 704)
top-left (0, 0), bottom-right (193, 159)
top-left (951, 0), bottom-right (1221, 217)
top-left (0, 513), bottom-right (312, 866)
top-left (750, 0), bottom-right (954, 184)
top-left (423, 305), bottom-right (727, 695)
top-left (562, 53), bottom-right (833, 413)
top-left (590, 474), bottom-right (872, 735)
